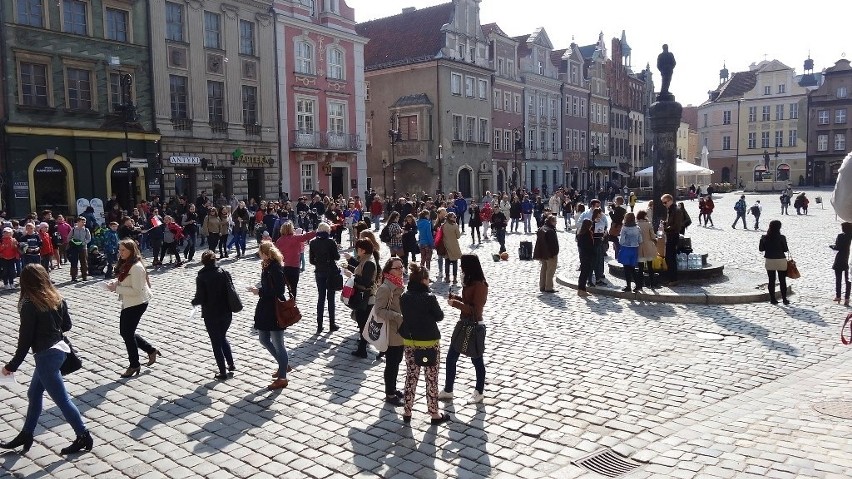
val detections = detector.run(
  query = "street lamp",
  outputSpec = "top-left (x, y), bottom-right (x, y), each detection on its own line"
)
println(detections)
top-left (589, 146), bottom-right (599, 198)
top-left (113, 73), bottom-right (137, 208)
top-left (381, 158), bottom-right (388, 196)
top-left (512, 128), bottom-right (522, 191)
top-left (436, 143), bottom-right (443, 195)
top-left (388, 114), bottom-right (402, 199)
top-left (774, 147), bottom-right (780, 191)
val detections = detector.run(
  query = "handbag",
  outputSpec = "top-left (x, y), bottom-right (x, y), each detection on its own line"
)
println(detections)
top-left (59, 337), bottom-right (82, 376)
top-left (413, 347), bottom-right (438, 366)
top-left (786, 255), bottom-right (801, 279)
top-left (274, 274), bottom-right (301, 329)
top-left (224, 270), bottom-right (243, 313)
top-left (450, 311), bottom-right (486, 358)
top-left (843, 313), bottom-right (852, 345)
top-left (362, 294), bottom-right (391, 352)
top-left (327, 269), bottom-right (344, 291)
top-left (341, 275), bottom-right (356, 305)
top-left (651, 255), bottom-right (667, 271)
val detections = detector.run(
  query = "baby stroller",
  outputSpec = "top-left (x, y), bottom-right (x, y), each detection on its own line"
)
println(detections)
top-left (87, 246), bottom-right (108, 276)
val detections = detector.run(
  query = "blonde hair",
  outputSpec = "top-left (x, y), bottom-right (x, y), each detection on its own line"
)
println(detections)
top-left (279, 221), bottom-right (294, 237)
top-left (259, 241), bottom-right (284, 268)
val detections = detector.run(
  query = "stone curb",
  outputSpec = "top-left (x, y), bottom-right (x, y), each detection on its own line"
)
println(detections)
top-left (555, 273), bottom-right (789, 305)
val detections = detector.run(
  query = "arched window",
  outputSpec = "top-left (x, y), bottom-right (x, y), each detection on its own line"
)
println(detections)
top-left (295, 40), bottom-right (314, 74)
top-left (497, 168), bottom-right (505, 193)
top-left (458, 168), bottom-right (472, 198)
top-left (328, 48), bottom-right (344, 80)
top-left (721, 166), bottom-right (731, 183)
top-left (777, 163), bottom-right (790, 182)
top-left (753, 164), bottom-right (767, 182)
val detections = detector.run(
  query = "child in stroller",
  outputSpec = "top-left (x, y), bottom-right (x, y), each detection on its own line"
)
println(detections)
top-left (87, 246), bottom-right (107, 276)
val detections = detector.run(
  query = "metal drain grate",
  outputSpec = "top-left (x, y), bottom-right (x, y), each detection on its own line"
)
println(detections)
top-left (813, 400), bottom-right (852, 419)
top-left (573, 448), bottom-right (643, 478)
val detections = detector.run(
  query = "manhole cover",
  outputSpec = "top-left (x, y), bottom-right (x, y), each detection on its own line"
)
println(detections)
top-left (695, 332), bottom-right (725, 341)
top-left (572, 448), bottom-right (642, 478)
top-left (813, 401), bottom-right (852, 419)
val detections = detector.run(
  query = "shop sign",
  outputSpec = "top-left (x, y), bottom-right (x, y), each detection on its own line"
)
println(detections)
top-left (13, 181), bottom-right (28, 199)
top-left (169, 156), bottom-right (201, 166)
top-left (235, 154), bottom-right (274, 167)
top-left (35, 164), bottom-right (64, 174)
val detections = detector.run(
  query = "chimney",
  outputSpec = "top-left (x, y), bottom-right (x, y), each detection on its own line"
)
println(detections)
top-left (402, 7), bottom-right (416, 13)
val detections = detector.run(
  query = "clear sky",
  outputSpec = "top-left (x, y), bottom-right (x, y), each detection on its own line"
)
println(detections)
top-left (346, 0), bottom-right (849, 106)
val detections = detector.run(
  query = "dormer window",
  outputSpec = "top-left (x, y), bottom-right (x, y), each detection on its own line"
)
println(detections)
top-left (538, 61), bottom-right (544, 75)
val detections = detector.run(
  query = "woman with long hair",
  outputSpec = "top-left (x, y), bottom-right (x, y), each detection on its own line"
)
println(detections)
top-left (438, 254), bottom-right (488, 404)
top-left (191, 251), bottom-right (236, 380)
top-left (399, 263), bottom-right (448, 425)
top-left (416, 210), bottom-right (434, 271)
top-left (308, 222), bottom-right (340, 334)
top-left (636, 210), bottom-right (658, 290)
top-left (830, 222), bottom-right (852, 305)
top-left (376, 257), bottom-right (406, 406)
top-left (1, 264), bottom-right (93, 455)
top-left (617, 212), bottom-right (642, 293)
top-left (249, 242), bottom-right (291, 390)
top-left (275, 221), bottom-right (317, 298)
top-left (440, 212), bottom-right (463, 284)
top-left (107, 239), bottom-right (159, 378)
top-left (217, 206), bottom-right (231, 258)
top-left (758, 220), bottom-right (790, 305)
top-left (343, 238), bottom-right (380, 358)
top-left (576, 219), bottom-right (595, 296)
top-left (202, 207), bottom-right (221, 258)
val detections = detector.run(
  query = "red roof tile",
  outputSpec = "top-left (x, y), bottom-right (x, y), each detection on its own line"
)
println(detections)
top-left (356, 3), bottom-right (455, 70)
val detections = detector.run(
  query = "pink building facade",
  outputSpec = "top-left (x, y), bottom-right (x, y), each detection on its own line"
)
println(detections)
top-left (273, 0), bottom-right (367, 199)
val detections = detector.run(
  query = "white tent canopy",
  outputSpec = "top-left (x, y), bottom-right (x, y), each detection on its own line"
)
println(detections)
top-left (635, 158), bottom-right (714, 177)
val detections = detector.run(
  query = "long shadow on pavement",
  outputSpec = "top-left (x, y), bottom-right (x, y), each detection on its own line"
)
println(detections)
top-left (189, 388), bottom-right (283, 454)
top-left (706, 310), bottom-right (800, 356)
top-left (347, 406), bottom-right (439, 477)
top-left (446, 403), bottom-right (492, 479)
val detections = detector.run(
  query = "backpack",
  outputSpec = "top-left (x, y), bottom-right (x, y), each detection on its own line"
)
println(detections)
top-left (750, 205), bottom-right (760, 216)
top-left (379, 224), bottom-right (391, 243)
top-left (734, 200), bottom-right (745, 213)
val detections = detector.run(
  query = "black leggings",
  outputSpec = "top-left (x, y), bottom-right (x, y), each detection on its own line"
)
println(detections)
top-left (120, 303), bottom-right (155, 369)
top-left (159, 241), bottom-right (179, 263)
top-left (767, 270), bottom-right (788, 300)
top-left (835, 269), bottom-right (850, 300)
top-left (445, 259), bottom-right (458, 280)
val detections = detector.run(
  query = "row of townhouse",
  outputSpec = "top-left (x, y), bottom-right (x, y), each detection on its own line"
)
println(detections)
top-left (357, 1), bottom-right (655, 201)
top-left (698, 56), bottom-right (852, 190)
top-left (0, 0), bottom-right (367, 217)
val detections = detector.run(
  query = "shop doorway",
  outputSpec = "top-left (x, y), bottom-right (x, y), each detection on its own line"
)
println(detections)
top-left (174, 168), bottom-right (195, 200)
top-left (458, 168), bottom-right (472, 199)
top-left (331, 167), bottom-right (345, 198)
top-left (110, 164), bottom-right (138, 209)
top-left (212, 169), bottom-right (231, 203)
top-left (34, 159), bottom-right (70, 215)
top-left (246, 168), bottom-right (262, 203)
top-left (496, 169), bottom-right (505, 193)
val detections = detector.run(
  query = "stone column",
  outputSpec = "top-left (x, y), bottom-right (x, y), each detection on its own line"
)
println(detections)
top-left (649, 98), bottom-right (682, 230)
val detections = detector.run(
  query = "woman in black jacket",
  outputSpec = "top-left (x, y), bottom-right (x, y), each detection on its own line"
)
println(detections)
top-left (191, 251), bottom-right (236, 380)
top-left (509, 195), bottom-right (522, 233)
top-left (249, 242), bottom-right (291, 390)
top-left (576, 219), bottom-right (595, 297)
top-left (830, 222), bottom-right (852, 305)
top-left (399, 264), bottom-right (448, 425)
top-left (468, 203), bottom-right (482, 244)
top-left (308, 222), bottom-right (340, 334)
top-left (344, 238), bottom-right (379, 358)
top-left (758, 220), bottom-right (790, 305)
top-left (1, 264), bottom-right (92, 454)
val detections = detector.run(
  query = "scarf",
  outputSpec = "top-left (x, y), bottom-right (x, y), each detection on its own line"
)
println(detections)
top-left (383, 273), bottom-right (404, 288)
top-left (117, 259), bottom-right (136, 282)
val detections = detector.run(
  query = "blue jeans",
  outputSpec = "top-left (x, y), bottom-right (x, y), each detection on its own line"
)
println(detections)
top-left (227, 231), bottom-right (247, 255)
top-left (372, 215), bottom-right (382, 231)
top-left (522, 213), bottom-right (532, 233)
top-left (495, 228), bottom-right (506, 253)
top-left (457, 212), bottom-right (466, 232)
top-left (510, 217), bottom-right (519, 232)
top-left (23, 348), bottom-right (87, 436)
top-left (314, 273), bottom-right (336, 327)
top-left (443, 342), bottom-right (485, 394)
top-left (258, 330), bottom-right (288, 379)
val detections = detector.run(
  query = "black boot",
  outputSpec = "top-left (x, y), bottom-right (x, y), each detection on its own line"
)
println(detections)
top-left (60, 431), bottom-right (93, 454)
top-left (0, 431), bottom-right (34, 453)
top-left (769, 292), bottom-right (779, 305)
top-left (351, 339), bottom-right (368, 358)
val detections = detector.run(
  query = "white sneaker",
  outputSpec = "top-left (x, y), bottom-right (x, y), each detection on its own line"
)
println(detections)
top-left (468, 390), bottom-right (484, 404)
top-left (437, 390), bottom-right (454, 401)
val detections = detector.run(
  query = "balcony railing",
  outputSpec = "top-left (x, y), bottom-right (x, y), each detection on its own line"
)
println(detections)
top-left (291, 130), bottom-right (361, 151)
top-left (244, 123), bottom-right (262, 136)
top-left (209, 121), bottom-right (228, 133)
top-left (171, 117), bottom-right (192, 131)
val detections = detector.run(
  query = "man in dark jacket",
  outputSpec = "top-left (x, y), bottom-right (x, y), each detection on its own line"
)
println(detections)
top-left (661, 194), bottom-right (682, 285)
top-left (533, 214), bottom-right (559, 292)
top-left (491, 206), bottom-right (508, 253)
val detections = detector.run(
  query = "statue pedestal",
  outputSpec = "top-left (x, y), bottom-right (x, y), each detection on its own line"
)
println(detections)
top-left (650, 97), bottom-right (683, 227)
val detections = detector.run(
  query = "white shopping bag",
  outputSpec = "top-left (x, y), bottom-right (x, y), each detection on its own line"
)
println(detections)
top-left (361, 306), bottom-right (388, 352)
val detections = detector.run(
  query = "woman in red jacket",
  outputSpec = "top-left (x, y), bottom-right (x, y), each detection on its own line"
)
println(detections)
top-left (0, 227), bottom-right (20, 289)
top-left (274, 221), bottom-right (316, 297)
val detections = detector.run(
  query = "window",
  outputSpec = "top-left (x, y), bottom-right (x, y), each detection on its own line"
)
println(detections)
top-left (497, 58), bottom-right (504, 76)
top-left (239, 20), bottom-right (255, 56)
top-left (241, 86), bottom-right (257, 125)
top-left (514, 94), bottom-right (521, 113)
top-left (66, 68), bottom-right (92, 110)
top-left (19, 61), bottom-right (49, 107)
top-left (507, 60), bottom-right (514, 78)
top-left (775, 130), bottom-right (783, 148)
top-left (478, 78), bottom-right (487, 100)
top-left (203, 11), bottom-right (221, 49)
top-left (789, 103), bottom-right (799, 119)
top-left (777, 84), bottom-right (786, 94)
top-left (836, 109), bottom-right (847, 124)
top-left (551, 131), bottom-right (557, 151)
top-left (466, 117), bottom-right (475, 141)
top-left (503, 130), bottom-right (511, 151)
top-left (703, 113), bottom-right (708, 128)
top-left (761, 106), bottom-right (770, 121)
top-left (539, 130), bottom-right (546, 150)
top-left (580, 98), bottom-right (586, 118)
top-left (723, 110), bottom-right (731, 125)
top-left (538, 97), bottom-right (545, 116)
top-left (788, 129), bottom-right (797, 147)
top-left (458, 43), bottom-right (466, 60)
top-left (572, 97), bottom-right (579, 116)
top-left (538, 61), bottom-right (544, 75)
top-left (479, 119), bottom-right (488, 143)
top-left (327, 48), bottom-right (344, 79)
top-left (296, 98), bottom-right (315, 132)
top-left (365, 81), bottom-right (370, 101)
top-left (748, 106), bottom-right (756, 122)
top-left (839, 87), bottom-right (849, 99)
top-left (464, 76), bottom-right (474, 98)
top-left (301, 163), bottom-right (315, 192)
top-left (451, 73), bottom-right (461, 95)
top-left (602, 106), bottom-right (608, 125)
top-left (550, 99), bottom-right (557, 119)
top-left (764, 85), bottom-right (771, 95)
top-left (109, 72), bottom-right (132, 111)
top-left (761, 131), bottom-right (769, 148)
top-left (817, 134), bottom-right (828, 151)
top-left (400, 115), bottom-right (416, 140)
top-left (300, 0), bottom-right (315, 16)
top-left (528, 128), bottom-right (535, 150)
top-left (328, 102), bottom-right (345, 134)
top-left (580, 131), bottom-right (586, 152)
top-left (748, 132), bottom-right (756, 149)
top-left (836, 133), bottom-right (847, 151)
top-left (17, 0), bottom-right (44, 27)
top-left (722, 135), bottom-right (731, 150)
top-left (169, 75), bottom-right (188, 119)
top-left (207, 81), bottom-right (224, 123)
top-left (503, 92), bottom-right (511, 111)
top-left (452, 114), bottom-right (462, 140)
top-left (295, 41), bottom-right (314, 74)
top-left (105, 7), bottom-right (128, 41)
top-left (493, 128), bottom-right (501, 150)
top-left (570, 65), bottom-right (578, 84)
top-left (818, 110), bottom-right (829, 124)
top-left (492, 90), bottom-right (501, 110)
top-left (62, 0), bottom-right (87, 35)
top-left (165, 2), bottom-right (183, 42)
